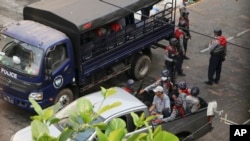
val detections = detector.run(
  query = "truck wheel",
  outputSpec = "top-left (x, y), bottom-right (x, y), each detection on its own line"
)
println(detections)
top-left (55, 88), bottom-right (74, 109)
top-left (130, 54), bottom-right (151, 80)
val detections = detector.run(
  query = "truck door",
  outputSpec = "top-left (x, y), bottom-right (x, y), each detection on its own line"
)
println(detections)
top-left (46, 43), bottom-right (74, 90)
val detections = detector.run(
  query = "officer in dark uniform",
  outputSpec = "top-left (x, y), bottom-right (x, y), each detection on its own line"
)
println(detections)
top-left (164, 38), bottom-right (179, 81)
top-left (175, 22), bottom-right (186, 76)
top-left (179, 10), bottom-right (191, 59)
top-left (200, 29), bottom-right (227, 85)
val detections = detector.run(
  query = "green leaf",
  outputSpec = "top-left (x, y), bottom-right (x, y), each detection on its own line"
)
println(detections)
top-left (79, 112), bottom-right (92, 124)
top-left (108, 128), bottom-right (126, 141)
top-left (31, 120), bottom-right (49, 141)
top-left (29, 98), bottom-right (43, 116)
top-left (77, 98), bottom-right (93, 113)
top-left (30, 115), bottom-right (43, 121)
top-left (105, 87), bottom-right (117, 98)
top-left (154, 130), bottom-right (179, 141)
top-left (48, 117), bottom-right (60, 125)
top-left (105, 118), bottom-right (126, 136)
top-left (67, 112), bottom-right (81, 130)
top-left (127, 133), bottom-right (147, 141)
top-left (145, 115), bottom-right (157, 122)
top-left (43, 108), bottom-right (54, 121)
top-left (93, 122), bottom-right (107, 130)
top-left (131, 112), bottom-right (144, 128)
top-left (153, 126), bottom-right (162, 137)
top-left (139, 112), bottom-right (146, 121)
top-left (97, 102), bottom-right (121, 115)
top-left (96, 128), bottom-right (109, 141)
top-left (100, 87), bottom-right (107, 98)
top-left (36, 133), bottom-right (57, 141)
top-left (58, 128), bottom-right (74, 141)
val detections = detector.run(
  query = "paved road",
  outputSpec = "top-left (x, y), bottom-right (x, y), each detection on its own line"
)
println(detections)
top-left (0, 0), bottom-right (250, 141)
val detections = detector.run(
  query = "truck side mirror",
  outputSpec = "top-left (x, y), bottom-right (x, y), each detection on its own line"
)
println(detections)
top-left (45, 57), bottom-right (52, 78)
top-left (46, 57), bottom-right (52, 70)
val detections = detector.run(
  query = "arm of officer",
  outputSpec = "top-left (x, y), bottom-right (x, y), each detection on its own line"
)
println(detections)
top-left (200, 39), bottom-right (219, 53)
top-left (164, 49), bottom-right (174, 62)
top-left (179, 35), bottom-right (185, 52)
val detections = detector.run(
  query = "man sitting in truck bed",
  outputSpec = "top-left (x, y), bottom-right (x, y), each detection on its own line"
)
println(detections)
top-left (149, 86), bottom-right (171, 118)
top-left (186, 86), bottom-right (201, 113)
top-left (154, 97), bottom-right (186, 124)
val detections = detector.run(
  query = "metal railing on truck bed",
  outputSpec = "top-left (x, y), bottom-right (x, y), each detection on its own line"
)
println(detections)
top-left (78, 2), bottom-right (175, 88)
top-left (81, 4), bottom-right (175, 61)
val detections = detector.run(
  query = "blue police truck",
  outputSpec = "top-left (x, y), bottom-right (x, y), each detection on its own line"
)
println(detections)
top-left (0, 0), bottom-right (176, 111)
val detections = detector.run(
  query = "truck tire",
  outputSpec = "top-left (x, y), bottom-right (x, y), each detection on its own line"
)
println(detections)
top-left (55, 88), bottom-right (74, 109)
top-left (130, 54), bottom-right (151, 80)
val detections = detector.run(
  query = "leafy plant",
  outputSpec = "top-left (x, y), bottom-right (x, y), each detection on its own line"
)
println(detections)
top-left (29, 87), bottom-right (179, 141)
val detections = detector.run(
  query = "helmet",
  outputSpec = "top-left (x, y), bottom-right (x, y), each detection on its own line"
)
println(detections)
top-left (161, 69), bottom-right (170, 77)
top-left (178, 81), bottom-right (187, 89)
top-left (182, 10), bottom-right (189, 17)
top-left (127, 79), bottom-right (135, 87)
top-left (214, 28), bottom-right (222, 36)
top-left (161, 69), bottom-right (170, 81)
top-left (191, 86), bottom-right (200, 96)
top-left (169, 38), bottom-right (178, 46)
top-left (178, 20), bottom-right (186, 28)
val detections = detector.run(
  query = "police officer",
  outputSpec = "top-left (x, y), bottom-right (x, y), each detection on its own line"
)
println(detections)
top-left (179, 0), bottom-right (189, 16)
top-left (123, 79), bottom-right (135, 94)
top-left (175, 21), bottom-right (186, 76)
top-left (186, 86), bottom-right (201, 113)
top-left (164, 38), bottom-right (179, 81)
top-left (179, 10), bottom-right (191, 59)
top-left (200, 29), bottom-right (227, 85)
top-left (139, 69), bottom-right (173, 95)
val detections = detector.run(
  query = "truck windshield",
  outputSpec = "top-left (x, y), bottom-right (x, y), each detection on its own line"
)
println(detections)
top-left (0, 35), bottom-right (43, 76)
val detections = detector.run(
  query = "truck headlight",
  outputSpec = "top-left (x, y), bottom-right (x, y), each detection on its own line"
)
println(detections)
top-left (29, 92), bottom-right (43, 100)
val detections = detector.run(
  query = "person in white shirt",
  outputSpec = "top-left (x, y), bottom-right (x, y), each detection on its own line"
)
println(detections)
top-left (149, 86), bottom-right (171, 118)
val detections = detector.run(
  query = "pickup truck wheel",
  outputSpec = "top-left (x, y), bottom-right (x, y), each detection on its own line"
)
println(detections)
top-left (55, 88), bottom-right (73, 109)
top-left (130, 55), bottom-right (151, 80)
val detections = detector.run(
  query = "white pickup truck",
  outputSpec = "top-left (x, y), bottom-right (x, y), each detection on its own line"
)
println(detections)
top-left (11, 87), bottom-right (212, 141)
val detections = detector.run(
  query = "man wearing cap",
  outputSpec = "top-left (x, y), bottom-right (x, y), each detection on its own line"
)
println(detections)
top-left (149, 86), bottom-right (171, 118)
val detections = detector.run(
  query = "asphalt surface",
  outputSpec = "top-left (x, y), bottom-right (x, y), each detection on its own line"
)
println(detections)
top-left (0, 0), bottom-right (250, 141)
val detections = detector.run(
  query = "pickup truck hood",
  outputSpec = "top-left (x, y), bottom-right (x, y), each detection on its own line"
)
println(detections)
top-left (11, 125), bottom-right (61, 141)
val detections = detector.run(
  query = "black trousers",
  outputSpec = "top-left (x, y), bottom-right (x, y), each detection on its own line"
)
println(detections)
top-left (165, 61), bottom-right (176, 83)
top-left (183, 38), bottom-right (188, 54)
top-left (208, 54), bottom-right (224, 83)
top-left (176, 53), bottom-right (184, 74)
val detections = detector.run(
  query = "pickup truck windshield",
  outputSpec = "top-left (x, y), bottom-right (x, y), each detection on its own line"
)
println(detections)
top-left (0, 35), bottom-right (43, 76)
